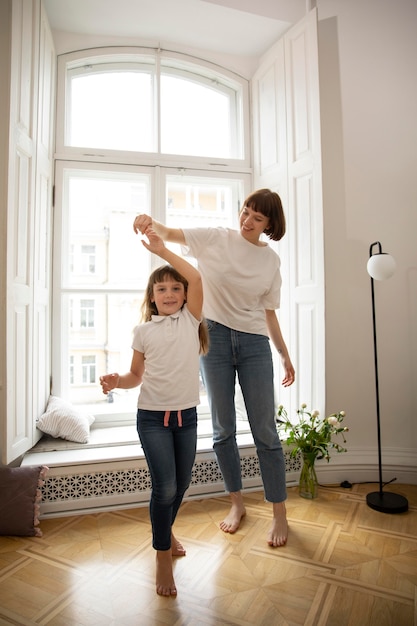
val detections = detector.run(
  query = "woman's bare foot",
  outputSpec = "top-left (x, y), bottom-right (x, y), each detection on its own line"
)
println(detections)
top-left (267, 501), bottom-right (288, 547)
top-left (156, 550), bottom-right (177, 596)
top-left (171, 533), bottom-right (186, 556)
top-left (219, 491), bottom-right (246, 534)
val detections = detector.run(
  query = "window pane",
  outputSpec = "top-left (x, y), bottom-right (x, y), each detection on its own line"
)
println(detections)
top-left (64, 171), bottom-right (151, 289)
top-left (68, 68), bottom-right (154, 152)
top-left (67, 291), bottom-right (143, 406)
top-left (166, 175), bottom-right (241, 228)
top-left (161, 73), bottom-right (237, 158)
top-left (163, 173), bottom-right (249, 437)
top-left (60, 169), bottom-right (152, 406)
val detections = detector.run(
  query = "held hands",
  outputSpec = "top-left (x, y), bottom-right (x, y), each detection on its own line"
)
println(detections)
top-left (141, 226), bottom-right (166, 255)
top-left (133, 215), bottom-right (166, 256)
top-left (99, 373), bottom-right (119, 395)
top-left (133, 213), bottom-right (152, 235)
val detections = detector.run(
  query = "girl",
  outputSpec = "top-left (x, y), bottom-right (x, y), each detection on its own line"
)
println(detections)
top-left (133, 189), bottom-right (295, 548)
top-left (100, 227), bottom-right (208, 596)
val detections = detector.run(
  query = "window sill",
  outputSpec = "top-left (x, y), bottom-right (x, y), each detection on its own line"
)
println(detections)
top-left (22, 425), bottom-right (256, 468)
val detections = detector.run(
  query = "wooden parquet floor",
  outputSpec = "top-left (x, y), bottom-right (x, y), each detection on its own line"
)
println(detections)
top-left (0, 483), bottom-right (416, 626)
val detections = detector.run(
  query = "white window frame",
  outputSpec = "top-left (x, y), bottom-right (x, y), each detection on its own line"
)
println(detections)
top-left (53, 47), bottom-right (253, 435)
top-left (53, 161), bottom-right (251, 428)
top-left (52, 160), bottom-right (156, 421)
top-left (55, 47), bottom-right (251, 169)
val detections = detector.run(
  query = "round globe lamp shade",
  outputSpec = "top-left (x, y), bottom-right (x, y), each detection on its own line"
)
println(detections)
top-left (367, 254), bottom-right (396, 281)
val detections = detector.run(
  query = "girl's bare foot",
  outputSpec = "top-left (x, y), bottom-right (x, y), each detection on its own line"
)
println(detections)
top-left (219, 491), bottom-right (246, 534)
top-left (171, 533), bottom-right (186, 556)
top-left (267, 501), bottom-right (288, 547)
top-left (156, 550), bottom-right (177, 596)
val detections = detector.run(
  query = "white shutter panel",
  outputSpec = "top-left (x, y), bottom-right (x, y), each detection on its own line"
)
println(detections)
top-left (5, 0), bottom-right (55, 463)
top-left (252, 8), bottom-right (325, 416)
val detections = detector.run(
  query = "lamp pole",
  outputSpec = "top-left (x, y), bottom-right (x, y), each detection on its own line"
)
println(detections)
top-left (366, 242), bottom-right (408, 513)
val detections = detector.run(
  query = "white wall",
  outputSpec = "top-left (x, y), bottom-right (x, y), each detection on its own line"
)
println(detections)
top-left (317, 0), bottom-right (417, 472)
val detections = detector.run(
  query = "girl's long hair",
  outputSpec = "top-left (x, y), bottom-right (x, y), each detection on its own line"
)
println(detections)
top-left (140, 264), bottom-right (209, 355)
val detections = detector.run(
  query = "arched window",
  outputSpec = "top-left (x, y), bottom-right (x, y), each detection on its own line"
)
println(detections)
top-left (57, 49), bottom-right (248, 161)
top-left (53, 48), bottom-right (252, 438)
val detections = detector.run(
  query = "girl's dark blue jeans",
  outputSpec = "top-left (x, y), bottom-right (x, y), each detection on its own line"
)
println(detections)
top-left (136, 407), bottom-right (197, 551)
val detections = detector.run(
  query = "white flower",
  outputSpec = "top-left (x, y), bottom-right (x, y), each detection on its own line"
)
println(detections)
top-left (327, 416), bottom-right (338, 426)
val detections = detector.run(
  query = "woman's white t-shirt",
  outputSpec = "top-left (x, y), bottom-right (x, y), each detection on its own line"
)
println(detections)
top-left (131, 304), bottom-right (200, 410)
top-left (182, 227), bottom-right (281, 337)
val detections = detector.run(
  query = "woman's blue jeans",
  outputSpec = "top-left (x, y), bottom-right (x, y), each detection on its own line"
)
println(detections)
top-left (137, 407), bottom-right (197, 551)
top-left (200, 321), bottom-right (287, 503)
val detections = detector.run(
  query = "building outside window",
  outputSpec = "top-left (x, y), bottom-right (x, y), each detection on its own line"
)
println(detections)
top-left (80, 299), bottom-right (95, 328)
top-left (82, 355), bottom-right (96, 384)
top-left (81, 246), bottom-right (96, 274)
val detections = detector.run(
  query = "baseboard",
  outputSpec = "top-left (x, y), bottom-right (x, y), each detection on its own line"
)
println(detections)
top-left (314, 446), bottom-right (417, 486)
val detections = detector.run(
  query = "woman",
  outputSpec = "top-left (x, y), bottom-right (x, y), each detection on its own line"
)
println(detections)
top-left (133, 189), bottom-right (295, 547)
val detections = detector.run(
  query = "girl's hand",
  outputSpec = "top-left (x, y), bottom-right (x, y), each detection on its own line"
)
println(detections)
top-left (99, 373), bottom-right (119, 395)
top-left (141, 227), bottom-right (166, 255)
top-left (133, 214), bottom-right (152, 234)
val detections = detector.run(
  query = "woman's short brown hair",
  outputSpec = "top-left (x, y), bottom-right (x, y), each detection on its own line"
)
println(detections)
top-left (241, 188), bottom-right (286, 241)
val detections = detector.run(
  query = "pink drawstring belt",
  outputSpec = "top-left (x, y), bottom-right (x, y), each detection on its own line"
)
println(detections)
top-left (163, 410), bottom-right (183, 427)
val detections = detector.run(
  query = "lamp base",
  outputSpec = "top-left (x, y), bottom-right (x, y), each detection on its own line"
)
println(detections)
top-left (366, 490), bottom-right (408, 514)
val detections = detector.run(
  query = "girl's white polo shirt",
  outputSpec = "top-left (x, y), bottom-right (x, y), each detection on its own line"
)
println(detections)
top-left (132, 304), bottom-right (201, 411)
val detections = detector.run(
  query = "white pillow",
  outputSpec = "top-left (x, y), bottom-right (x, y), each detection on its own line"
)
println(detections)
top-left (37, 396), bottom-right (95, 443)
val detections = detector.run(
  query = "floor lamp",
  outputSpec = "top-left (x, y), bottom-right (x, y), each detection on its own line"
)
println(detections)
top-left (366, 241), bottom-right (408, 513)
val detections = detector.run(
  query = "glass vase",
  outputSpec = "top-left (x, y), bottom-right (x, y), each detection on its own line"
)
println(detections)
top-left (299, 453), bottom-right (319, 499)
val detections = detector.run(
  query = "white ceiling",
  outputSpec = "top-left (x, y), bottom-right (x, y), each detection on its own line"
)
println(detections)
top-left (43, 0), bottom-right (306, 58)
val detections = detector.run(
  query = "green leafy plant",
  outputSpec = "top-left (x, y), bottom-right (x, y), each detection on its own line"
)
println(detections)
top-left (277, 404), bottom-right (348, 462)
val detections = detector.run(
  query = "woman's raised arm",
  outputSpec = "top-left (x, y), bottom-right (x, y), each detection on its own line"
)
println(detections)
top-left (133, 214), bottom-right (186, 245)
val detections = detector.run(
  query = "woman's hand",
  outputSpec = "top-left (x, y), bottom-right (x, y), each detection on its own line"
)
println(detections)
top-left (280, 356), bottom-right (295, 387)
top-left (133, 213), bottom-right (152, 234)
